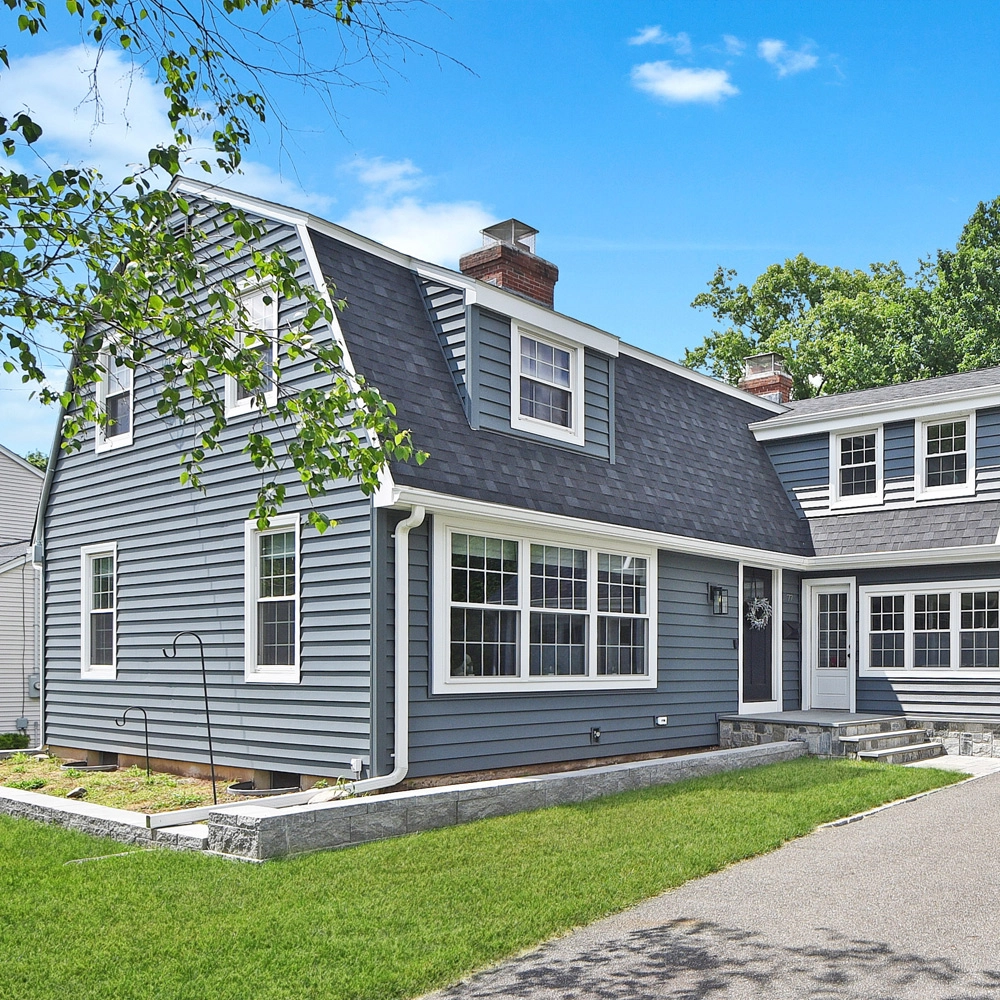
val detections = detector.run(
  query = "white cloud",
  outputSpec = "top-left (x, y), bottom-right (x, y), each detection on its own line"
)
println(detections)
top-left (723, 34), bottom-right (746, 56)
top-left (757, 39), bottom-right (819, 77)
top-left (342, 156), bottom-right (423, 197)
top-left (224, 162), bottom-right (335, 214)
top-left (631, 61), bottom-right (738, 104)
top-left (339, 197), bottom-right (492, 267)
top-left (628, 26), bottom-right (692, 55)
top-left (4, 44), bottom-right (172, 177)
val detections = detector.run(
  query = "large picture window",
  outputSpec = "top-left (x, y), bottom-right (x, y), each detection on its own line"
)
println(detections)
top-left (244, 514), bottom-right (300, 682)
top-left (80, 542), bottom-right (117, 679)
top-left (436, 520), bottom-right (656, 692)
top-left (860, 581), bottom-right (1000, 674)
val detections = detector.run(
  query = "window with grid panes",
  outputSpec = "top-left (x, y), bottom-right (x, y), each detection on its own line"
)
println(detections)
top-left (519, 336), bottom-right (572, 427)
top-left (960, 590), bottom-right (1000, 668)
top-left (925, 420), bottom-right (968, 489)
top-left (868, 595), bottom-right (905, 668)
top-left (257, 531), bottom-right (297, 666)
top-left (839, 433), bottom-right (877, 497)
top-left (914, 594), bottom-right (950, 667)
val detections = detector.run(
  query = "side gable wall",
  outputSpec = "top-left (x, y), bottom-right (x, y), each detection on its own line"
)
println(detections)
top-left (41, 207), bottom-right (374, 778)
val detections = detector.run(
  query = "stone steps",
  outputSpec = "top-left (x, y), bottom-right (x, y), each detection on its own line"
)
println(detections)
top-left (838, 728), bottom-right (931, 754)
top-left (835, 717), bottom-right (910, 738)
top-left (857, 741), bottom-right (945, 765)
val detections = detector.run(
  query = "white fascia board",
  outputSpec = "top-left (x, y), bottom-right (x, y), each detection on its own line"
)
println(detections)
top-left (750, 384), bottom-right (1000, 441)
top-left (618, 343), bottom-right (787, 414)
top-left (388, 485), bottom-right (808, 569)
top-left (385, 486), bottom-right (1000, 572)
top-left (173, 178), bottom-right (621, 358)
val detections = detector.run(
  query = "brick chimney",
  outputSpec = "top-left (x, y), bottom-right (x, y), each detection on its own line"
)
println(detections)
top-left (459, 219), bottom-right (559, 308)
top-left (738, 353), bottom-right (794, 404)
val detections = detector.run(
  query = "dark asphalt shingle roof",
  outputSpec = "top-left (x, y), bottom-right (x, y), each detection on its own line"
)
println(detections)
top-left (310, 229), bottom-right (814, 557)
top-left (776, 367), bottom-right (1000, 418)
top-left (807, 501), bottom-right (1000, 556)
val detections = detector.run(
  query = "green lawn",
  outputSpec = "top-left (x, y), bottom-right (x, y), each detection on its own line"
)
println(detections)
top-left (0, 758), bottom-right (962, 1000)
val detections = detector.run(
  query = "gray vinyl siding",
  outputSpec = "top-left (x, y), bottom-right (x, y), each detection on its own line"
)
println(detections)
top-left (42, 212), bottom-right (374, 778)
top-left (802, 563), bottom-right (1000, 719)
top-left (417, 277), bottom-right (470, 420)
top-left (763, 434), bottom-right (828, 516)
top-left (977, 407), bottom-right (1000, 500)
top-left (474, 307), bottom-right (614, 461)
top-left (377, 518), bottom-right (739, 777)
top-left (883, 420), bottom-right (915, 506)
top-left (782, 570), bottom-right (801, 711)
top-left (0, 560), bottom-right (40, 743)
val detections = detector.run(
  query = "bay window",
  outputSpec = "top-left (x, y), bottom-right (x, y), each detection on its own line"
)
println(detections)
top-left (436, 520), bottom-right (656, 692)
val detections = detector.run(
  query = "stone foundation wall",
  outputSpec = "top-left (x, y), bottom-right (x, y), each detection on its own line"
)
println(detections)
top-left (208, 742), bottom-right (808, 861)
top-left (912, 719), bottom-right (1000, 758)
top-left (720, 719), bottom-right (845, 756)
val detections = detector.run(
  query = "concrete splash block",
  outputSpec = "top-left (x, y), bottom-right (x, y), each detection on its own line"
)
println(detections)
top-left (208, 741), bottom-right (808, 861)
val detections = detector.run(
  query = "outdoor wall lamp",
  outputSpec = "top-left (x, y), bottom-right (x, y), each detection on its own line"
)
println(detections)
top-left (708, 585), bottom-right (729, 615)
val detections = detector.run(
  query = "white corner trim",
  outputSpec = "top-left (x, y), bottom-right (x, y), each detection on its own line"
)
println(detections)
top-left (243, 513), bottom-right (301, 684)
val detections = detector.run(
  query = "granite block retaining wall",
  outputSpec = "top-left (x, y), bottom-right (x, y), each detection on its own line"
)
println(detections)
top-left (207, 741), bottom-right (808, 861)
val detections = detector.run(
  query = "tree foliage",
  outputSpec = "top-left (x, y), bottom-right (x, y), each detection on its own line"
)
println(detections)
top-left (683, 197), bottom-right (1000, 398)
top-left (1, 0), bottom-right (430, 529)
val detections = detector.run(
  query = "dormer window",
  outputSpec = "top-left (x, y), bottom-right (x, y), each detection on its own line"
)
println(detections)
top-left (95, 353), bottom-right (134, 453)
top-left (830, 427), bottom-right (883, 508)
top-left (510, 326), bottom-right (584, 446)
top-left (917, 414), bottom-right (975, 499)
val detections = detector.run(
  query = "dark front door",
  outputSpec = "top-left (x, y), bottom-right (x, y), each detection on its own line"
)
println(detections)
top-left (742, 567), bottom-right (774, 703)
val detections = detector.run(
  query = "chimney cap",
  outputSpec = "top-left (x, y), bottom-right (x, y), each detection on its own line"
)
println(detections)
top-left (482, 219), bottom-right (538, 254)
top-left (743, 352), bottom-right (787, 379)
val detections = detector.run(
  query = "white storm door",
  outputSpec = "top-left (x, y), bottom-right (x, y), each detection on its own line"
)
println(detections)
top-left (807, 581), bottom-right (855, 710)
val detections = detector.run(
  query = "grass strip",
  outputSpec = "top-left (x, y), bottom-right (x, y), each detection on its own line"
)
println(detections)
top-left (0, 757), bottom-right (962, 1000)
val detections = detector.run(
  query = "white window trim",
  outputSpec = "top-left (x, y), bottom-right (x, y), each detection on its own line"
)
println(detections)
top-left (225, 287), bottom-right (280, 418)
top-left (244, 513), bottom-right (301, 683)
top-left (915, 411), bottom-right (976, 501)
top-left (859, 579), bottom-right (1000, 678)
top-left (433, 515), bottom-right (657, 693)
top-left (80, 541), bottom-right (117, 680)
top-left (829, 425), bottom-right (884, 509)
top-left (510, 325), bottom-right (586, 447)
top-left (95, 352), bottom-right (134, 453)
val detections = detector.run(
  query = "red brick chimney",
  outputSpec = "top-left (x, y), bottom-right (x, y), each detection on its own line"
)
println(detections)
top-left (459, 220), bottom-right (559, 308)
top-left (738, 353), bottom-right (794, 404)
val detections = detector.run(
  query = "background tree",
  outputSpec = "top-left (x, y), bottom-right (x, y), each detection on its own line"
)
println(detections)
top-left (1, 0), bottom-right (434, 528)
top-left (683, 196), bottom-right (1000, 399)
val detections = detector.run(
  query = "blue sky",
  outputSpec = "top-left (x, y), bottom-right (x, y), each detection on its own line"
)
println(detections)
top-left (4, 1), bottom-right (1000, 454)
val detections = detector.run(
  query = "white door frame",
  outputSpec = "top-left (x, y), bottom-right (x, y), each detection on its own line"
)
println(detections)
top-left (737, 564), bottom-right (783, 714)
top-left (801, 576), bottom-right (857, 712)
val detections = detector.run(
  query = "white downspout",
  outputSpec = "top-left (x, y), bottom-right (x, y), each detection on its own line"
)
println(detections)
top-left (313, 504), bottom-right (425, 801)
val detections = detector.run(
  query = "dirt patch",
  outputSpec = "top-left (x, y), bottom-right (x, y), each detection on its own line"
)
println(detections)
top-left (0, 752), bottom-right (242, 813)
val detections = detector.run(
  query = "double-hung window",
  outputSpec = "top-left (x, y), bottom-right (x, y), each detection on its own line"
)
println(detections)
top-left (831, 428), bottom-right (882, 507)
top-left (511, 327), bottom-right (585, 446)
top-left (860, 581), bottom-right (1000, 674)
top-left (244, 514), bottom-right (300, 682)
top-left (95, 353), bottom-right (134, 452)
top-left (437, 519), bottom-right (656, 692)
top-left (80, 543), bottom-right (117, 679)
top-left (917, 414), bottom-right (975, 499)
top-left (226, 288), bottom-right (279, 417)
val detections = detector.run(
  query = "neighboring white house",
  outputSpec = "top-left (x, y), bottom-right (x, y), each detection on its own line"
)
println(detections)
top-left (0, 443), bottom-right (43, 745)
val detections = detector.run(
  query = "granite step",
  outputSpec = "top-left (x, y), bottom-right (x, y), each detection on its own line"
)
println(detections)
top-left (838, 728), bottom-right (930, 755)
top-left (857, 741), bottom-right (945, 765)
top-left (834, 717), bottom-right (909, 738)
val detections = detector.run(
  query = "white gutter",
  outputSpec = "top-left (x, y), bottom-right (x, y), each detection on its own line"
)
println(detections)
top-left (312, 504), bottom-right (426, 802)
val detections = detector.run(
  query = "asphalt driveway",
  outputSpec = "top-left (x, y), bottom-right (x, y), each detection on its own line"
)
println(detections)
top-left (426, 769), bottom-right (1000, 999)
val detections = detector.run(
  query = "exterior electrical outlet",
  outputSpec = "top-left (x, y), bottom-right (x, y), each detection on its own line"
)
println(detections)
top-left (655, 716), bottom-right (669, 727)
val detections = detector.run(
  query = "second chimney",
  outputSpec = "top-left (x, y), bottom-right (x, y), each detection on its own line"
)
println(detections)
top-left (459, 219), bottom-right (559, 308)
top-left (738, 353), bottom-right (794, 404)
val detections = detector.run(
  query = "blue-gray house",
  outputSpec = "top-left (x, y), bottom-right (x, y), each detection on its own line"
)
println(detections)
top-left (34, 180), bottom-right (1000, 787)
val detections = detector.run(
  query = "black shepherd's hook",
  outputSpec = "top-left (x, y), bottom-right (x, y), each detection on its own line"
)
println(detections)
top-left (115, 706), bottom-right (151, 778)
top-left (163, 631), bottom-right (218, 804)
